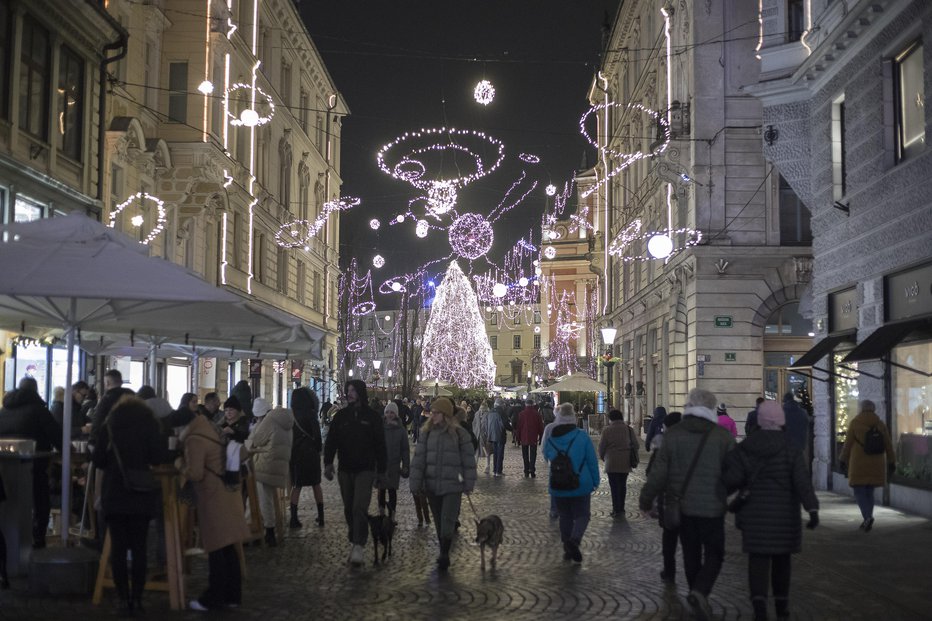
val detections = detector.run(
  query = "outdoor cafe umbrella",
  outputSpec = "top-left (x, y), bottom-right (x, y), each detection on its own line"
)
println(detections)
top-left (0, 211), bottom-right (245, 543)
top-left (530, 373), bottom-right (608, 393)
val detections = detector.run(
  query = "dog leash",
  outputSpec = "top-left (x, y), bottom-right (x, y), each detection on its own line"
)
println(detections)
top-left (465, 493), bottom-right (481, 521)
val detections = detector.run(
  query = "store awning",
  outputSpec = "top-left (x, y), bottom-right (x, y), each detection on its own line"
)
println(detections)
top-left (842, 318), bottom-right (932, 363)
top-left (787, 333), bottom-right (856, 369)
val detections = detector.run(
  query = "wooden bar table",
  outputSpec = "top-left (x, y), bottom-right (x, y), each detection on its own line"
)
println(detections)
top-left (92, 464), bottom-right (185, 610)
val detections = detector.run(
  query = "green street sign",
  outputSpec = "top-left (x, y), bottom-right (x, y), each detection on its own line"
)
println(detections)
top-left (724, 352), bottom-right (736, 362)
top-left (714, 316), bottom-right (733, 328)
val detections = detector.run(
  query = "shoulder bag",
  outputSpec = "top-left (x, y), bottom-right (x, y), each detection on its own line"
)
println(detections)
top-left (662, 428), bottom-right (711, 531)
top-left (107, 418), bottom-right (159, 493)
top-left (628, 425), bottom-right (640, 469)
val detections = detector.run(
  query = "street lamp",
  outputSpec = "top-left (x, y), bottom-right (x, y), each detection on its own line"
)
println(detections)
top-left (372, 360), bottom-right (382, 398)
top-left (526, 369), bottom-right (532, 394)
top-left (600, 326), bottom-right (618, 408)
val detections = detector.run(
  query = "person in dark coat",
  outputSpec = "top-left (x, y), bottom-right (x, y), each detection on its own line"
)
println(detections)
top-left (378, 401), bottom-right (410, 517)
top-left (91, 396), bottom-right (169, 616)
top-left (89, 369), bottom-right (135, 441)
top-left (231, 380), bottom-right (253, 419)
top-left (645, 406), bottom-right (667, 452)
top-left (50, 381), bottom-right (89, 436)
top-left (289, 387), bottom-right (324, 528)
top-left (646, 411), bottom-right (681, 584)
top-left (0, 377), bottom-right (62, 549)
top-left (323, 380), bottom-right (387, 566)
top-left (722, 400), bottom-right (819, 621)
top-left (782, 392), bottom-right (810, 459)
top-left (219, 396), bottom-right (250, 443)
top-left (516, 400), bottom-right (544, 477)
top-left (745, 397), bottom-right (765, 436)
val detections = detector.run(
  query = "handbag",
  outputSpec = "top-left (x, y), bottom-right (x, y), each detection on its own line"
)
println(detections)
top-left (662, 428), bottom-right (711, 531)
top-left (727, 447), bottom-right (786, 514)
top-left (628, 426), bottom-right (640, 469)
top-left (107, 419), bottom-right (159, 493)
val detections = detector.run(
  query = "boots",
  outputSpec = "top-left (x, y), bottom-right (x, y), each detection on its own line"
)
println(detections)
top-left (289, 504), bottom-right (302, 529)
top-left (315, 502), bottom-right (325, 527)
top-left (414, 497), bottom-right (424, 526)
top-left (265, 527), bottom-right (277, 547)
top-left (437, 537), bottom-right (452, 570)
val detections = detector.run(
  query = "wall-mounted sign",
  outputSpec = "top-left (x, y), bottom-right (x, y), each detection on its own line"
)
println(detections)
top-left (829, 286), bottom-right (858, 333)
top-left (249, 359), bottom-right (262, 379)
top-left (714, 316), bottom-right (733, 328)
top-left (886, 262), bottom-right (932, 321)
top-left (724, 352), bottom-right (737, 362)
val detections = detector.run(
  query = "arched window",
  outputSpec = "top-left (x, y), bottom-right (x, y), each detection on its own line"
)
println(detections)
top-left (765, 302), bottom-right (811, 336)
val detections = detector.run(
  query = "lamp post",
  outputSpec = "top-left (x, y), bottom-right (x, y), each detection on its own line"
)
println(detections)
top-left (600, 326), bottom-right (618, 409)
top-left (372, 359), bottom-right (382, 400)
top-left (526, 369), bottom-right (532, 396)
top-left (387, 369), bottom-right (393, 399)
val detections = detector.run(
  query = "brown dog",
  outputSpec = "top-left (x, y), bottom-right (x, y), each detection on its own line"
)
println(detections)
top-left (475, 515), bottom-right (504, 570)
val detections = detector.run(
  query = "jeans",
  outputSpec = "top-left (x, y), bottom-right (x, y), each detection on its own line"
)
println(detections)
top-left (852, 485), bottom-right (876, 521)
top-left (662, 525), bottom-right (679, 577)
top-left (748, 553), bottom-right (791, 612)
top-left (678, 514), bottom-right (725, 596)
top-left (491, 441), bottom-right (506, 474)
top-left (426, 493), bottom-right (462, 541)
top-left (199, 544), bottom-right (241, 609)
top-left (337, 470), bottom-right (375, 545)
top-left (107, 514), bottom-right (151, 601)
top-left (521, 444), bottom-right (538, 475)
top-left (607, 472), bottom-right (629, 513)
top-left (256, 481), bottom-right (278, 529)
top-left (377, 488), bottom-right (398, 514)
top-left (554, 495), bottom-right (591, 544)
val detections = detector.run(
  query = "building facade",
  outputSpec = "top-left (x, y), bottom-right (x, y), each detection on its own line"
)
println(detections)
top-left (589, 0), bottom-right (815, 431)
top-left (749, 0), bottom-right (932, 515)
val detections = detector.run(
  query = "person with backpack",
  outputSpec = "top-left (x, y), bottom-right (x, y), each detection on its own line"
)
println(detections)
top-left (543, 402), bottom-right (600, 564)
top-left (840, 400), bottom-right (895, 532)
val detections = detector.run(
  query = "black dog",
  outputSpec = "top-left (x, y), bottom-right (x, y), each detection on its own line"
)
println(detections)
top-left (368, 514), bottom-right (396, 565)
top-left (475, 515), bottom-right (504, 570)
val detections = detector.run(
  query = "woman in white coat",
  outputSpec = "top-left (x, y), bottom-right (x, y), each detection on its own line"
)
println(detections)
top-left (245, 398), bottom-right (293, 546)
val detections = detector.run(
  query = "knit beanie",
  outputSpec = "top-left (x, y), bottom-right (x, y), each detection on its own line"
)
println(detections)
top-left (757, 400), bottom-right (785, 430)
top-left (252, 397), bottom-right (271, 418)
top-left (430, 397), bottom-right (454, 418)
top-left (223, 396), bottom-right (242, 411)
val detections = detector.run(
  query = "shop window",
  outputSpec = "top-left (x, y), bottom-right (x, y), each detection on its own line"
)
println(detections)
top-left (779, 176), bottom-right (812, 246)
top-left (168, 62), bottom-right (188, 123)
top-left (19, 15), bottom-right (50, 140)
top-left (513, 335), bottom-right (521, 350)
top-left (764, 302), bottom-right (811, 336)
top-left (57, 45), bottom-right (83, 161)
top-left (13, 195), bottom-right (45, 222)
top-left (892, 341), bottom-right (932, 484)
top-left (0, 0), bottom-right (10, 119)
top-left (894, 40), bottom-right (925, 162)
top-left (832, 352), bottom-right (859, 472)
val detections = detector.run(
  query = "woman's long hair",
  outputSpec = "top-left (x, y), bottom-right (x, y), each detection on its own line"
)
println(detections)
top-left (421, 398), bottom-right (458, 436)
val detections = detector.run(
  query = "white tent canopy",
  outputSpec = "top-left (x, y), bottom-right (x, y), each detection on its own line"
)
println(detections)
top-left (531, 373), bottom-right (607, 393)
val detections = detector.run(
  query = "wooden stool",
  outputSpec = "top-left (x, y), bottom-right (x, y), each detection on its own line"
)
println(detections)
top-left (243, 471), bottom-right (264, 543)
top-left (93, 467), bottom-right (185, 610)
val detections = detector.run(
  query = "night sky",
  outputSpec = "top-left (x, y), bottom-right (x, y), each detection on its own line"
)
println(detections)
top-left (302, 1), bottom-right (620, 289)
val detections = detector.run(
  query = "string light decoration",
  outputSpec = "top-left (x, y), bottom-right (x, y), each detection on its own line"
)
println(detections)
top-left (275, 196), bottom-right (360, 248)
top-left (473, 79), bottom-right (495, 105)
top-left (448, 213), bottom-right (494, 260)
top-left (519, 153), bottom-right (540, 164)
top-left (373, 255), bottom-right (385, 268)
top-left (108, 192), bottom-right (167, 245)
top-left (543, 246), bottom-right (557, 259)
top-left (545, 184), bottom-right (557, 196)
top-left (427, 181), bottom-right (457, 216)
top-left (420, 262), bottom-right (496, 390)
top-left (369, 218), bottom-right (381, 230)
top-left (569, 206), bottom-right (594, 234)
top-left (225, 83), bottom-right (275, 127)
top-left (415, 219), bottom-right (430, 238)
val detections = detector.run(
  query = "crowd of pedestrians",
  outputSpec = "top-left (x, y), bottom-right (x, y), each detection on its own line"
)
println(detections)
top-left (0, 372), bottom-right (899, 620)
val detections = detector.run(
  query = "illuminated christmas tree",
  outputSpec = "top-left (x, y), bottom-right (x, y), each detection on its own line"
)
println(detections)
top-left (420, 261), bottom-right (496, 390)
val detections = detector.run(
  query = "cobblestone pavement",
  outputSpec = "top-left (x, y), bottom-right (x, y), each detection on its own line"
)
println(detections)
top-left (3, 439), bottom-right (932, 620)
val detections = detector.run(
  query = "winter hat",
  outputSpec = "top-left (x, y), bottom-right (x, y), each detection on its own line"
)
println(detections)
top-left (717, 403), bottom-right (728, 414)
top-left (757, 400), bottom-right (785, 430)
top-left (860, 399), bottom-right (876, 413)
top-left (383, 401), bottom-right (399, 419)
top-left (554, 402), bottom-right (577, 425)
top-left (223, 396), bottom-right (242, 411)
top-left (430, 397), bottom-right (454, 418)
top-left (252, 397), bottom-right (271, 418)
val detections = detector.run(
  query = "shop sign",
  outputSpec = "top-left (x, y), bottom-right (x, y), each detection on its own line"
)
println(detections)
top-left (724, 352), bottom-right (736, 362)
top-left (714, 316), bottom-right (732, 328)
top-left (249, 358), bottom-right (262, 379)
top-left (887, 262), bottom-right (932, 321)
top-left (829, 286), bottom-right (858, 333)
top-left (291, 360), bottom-right (304, 381)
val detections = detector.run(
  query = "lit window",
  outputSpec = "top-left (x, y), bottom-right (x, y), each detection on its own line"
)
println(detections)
top-left (895, 41), bottom-right (925, 162)
top-left (57, 46), bottom-right (83, 161)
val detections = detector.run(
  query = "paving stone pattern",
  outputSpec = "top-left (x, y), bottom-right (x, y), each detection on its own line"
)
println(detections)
top-left (3, 438), bottom-right (932, 620)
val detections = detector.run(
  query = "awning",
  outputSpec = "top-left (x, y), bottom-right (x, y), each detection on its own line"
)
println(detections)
top-left (842, 318), bottom-right (932, 363)
top-left (787, 333), bottom-right (856, 369)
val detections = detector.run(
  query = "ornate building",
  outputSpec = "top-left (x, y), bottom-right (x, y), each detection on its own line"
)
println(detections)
top-left (589, 0), bottom-right (814, 430)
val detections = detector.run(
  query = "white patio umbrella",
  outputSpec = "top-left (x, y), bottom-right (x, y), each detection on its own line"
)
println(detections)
top-left (0, 212), bottom-right (245, 543)
top-left (532, 373), bottom-right (608, 393)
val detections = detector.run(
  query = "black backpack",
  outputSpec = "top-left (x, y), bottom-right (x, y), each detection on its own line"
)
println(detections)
top-left (548, 433), bottom-right (580, 490)
top-left (862, 425), bottom-right (885, 455)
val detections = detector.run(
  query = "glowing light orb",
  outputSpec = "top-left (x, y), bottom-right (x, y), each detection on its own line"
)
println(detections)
top-left (492, 283), bottom-right (508, 298)
top-left (448, 213), bottom-right (493, 260)
top-left (545, 184), bottom-right (557, 196)
top-left (534, 326), bottom-right (541, 334)
top-left (427, 182), bottom-right (457, 216)
top-left (415, 219), bottom-right (429, 238)
top-left (647, 233), bottom-right (674, 259)
top-left (395, 214), bottom-right (405, 224)
top-left (518, 277), bottom-right (529, 287)
top-left (369, 218), bottom-right (381, 230)
top-left (535, 267), bottom-right (542, 275)
top-left (130, 215), bottom-right (144, 227)
top-left (226, 83), bottom-right (275, 127)
top-left (485, 306), bottom-right (493, 312)
top-left (391, 282), bottom-right (402, 292)
top-left (239, 108), bottom-right (260, 127)
top-left (496, 305), bottom-right (503, 312)
top-left (373, 255), bottom-right (385, 268)
top-left (544, 246), bottom-right (557, 259)
top-left (474, 80), bottom-right (495, 105)
top-left (197, 80), bottom-right (214, 95)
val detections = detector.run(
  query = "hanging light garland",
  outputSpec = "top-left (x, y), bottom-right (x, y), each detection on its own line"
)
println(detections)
top-left (275, 196), bottom-right (360, 248)
top-left (108, 192), bottom-right (167, 245)
top-left (372, 254), bottom-right (385, 268)
top-left (448, 213), bottom-right (494, 260)
top-left (369, 218), bottom-right (381, 230)
top-left (545, 184), bottom-right (557, 196)
top-left (225, 83), bottom-right (275, 127)
top-left (518, 153), bottom-right (540, 164)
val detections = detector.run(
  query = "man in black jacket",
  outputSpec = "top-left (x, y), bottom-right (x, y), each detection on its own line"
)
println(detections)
top-left (89, 369), bottom-right (135, 440)
top-left (323, 380), bottom-right (386, 567)
top-left (0, 377), bottom-right (63, 548)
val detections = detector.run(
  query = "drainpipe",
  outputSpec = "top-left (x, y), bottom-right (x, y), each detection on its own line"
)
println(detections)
top-left (94, 4), bottom-right (129, 204)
